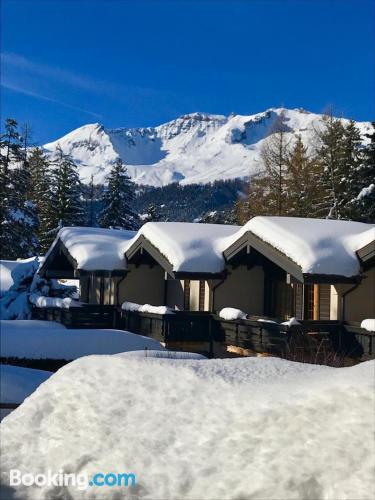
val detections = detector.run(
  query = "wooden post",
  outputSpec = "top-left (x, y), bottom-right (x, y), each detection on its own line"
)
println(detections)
top-left (313, 284), bottom-right (320, 320)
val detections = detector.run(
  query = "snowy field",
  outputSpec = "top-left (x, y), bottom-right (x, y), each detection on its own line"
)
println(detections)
top-left (0, 320), bottom-right (164, 359)
top-left (1, 355), bottom-right (374, 500)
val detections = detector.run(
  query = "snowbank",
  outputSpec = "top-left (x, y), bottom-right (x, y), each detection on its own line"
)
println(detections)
top-left (0, 365), bottom-right (52, 404)
top-left (29, 294), bottom-right (80, 309)
top-left (44, 226), bottom-right (136, 272)
top-left (0, 320), bottom-right (165, 360)
top-left (115, 350), bottom-right (207, 360)
top-left (218, 307), bottom-right (247, 320)
top-left (127, 222), bottom-right (239, 273)
top-left (224, 216), bottom-right (375, 277)
top-left (121, 301), bottom-right (175, 315)
top-left (0, 356), bottom-right (373, 500)
top-left (361, 319), bottom-right (375, 332)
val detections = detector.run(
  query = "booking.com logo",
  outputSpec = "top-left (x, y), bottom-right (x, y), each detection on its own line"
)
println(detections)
top-left (9, 469), bottom-right (136, 491)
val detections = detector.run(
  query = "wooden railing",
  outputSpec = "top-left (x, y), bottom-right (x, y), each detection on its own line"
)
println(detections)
top-left (119, 310), bottom-right (224, 354)
top-left (31, 304), bottom-right (117, 329)
top-left (31, 304), bottom-right (374, 360)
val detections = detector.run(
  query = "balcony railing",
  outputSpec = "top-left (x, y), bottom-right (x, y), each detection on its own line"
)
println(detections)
top-left (31, 304), bottom-right (374, 360)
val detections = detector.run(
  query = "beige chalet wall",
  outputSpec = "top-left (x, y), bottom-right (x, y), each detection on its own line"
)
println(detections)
top-left (333, 267), bottom-right (375, 322)
top-left (118, 264), bottom-right (165, 305)
top-left (189, 280), bottom-right (200, 311)
top-left (210, 265), bottom-right (264, 315)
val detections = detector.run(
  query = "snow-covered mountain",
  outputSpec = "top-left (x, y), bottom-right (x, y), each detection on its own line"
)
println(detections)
top-left (44, 108), bottom-right (373, 187)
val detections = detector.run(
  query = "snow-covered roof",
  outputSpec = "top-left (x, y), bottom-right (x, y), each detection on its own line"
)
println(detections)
top-left (43, 227), bottom-right (136, 272)
top-left (224, 216), bottom-right (375, 278)
top-left (126, 222), bottom-right (239, 274)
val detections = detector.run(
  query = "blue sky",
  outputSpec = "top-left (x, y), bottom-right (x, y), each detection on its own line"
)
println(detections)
top-left (1, 0), bottom-right (374, 144)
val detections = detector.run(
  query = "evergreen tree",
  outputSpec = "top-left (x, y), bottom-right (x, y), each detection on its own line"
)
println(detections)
top-left (351, 123), bottom-right (375, 222)
top-left (140, 203), bottom-right (161, 224)
top-left (29, 147), bottom-right (54, 252)
top-left (47, 145), bottom-right (85, 245)
top-left (286, 136), bottom-right (324, 217)
top-left (337, 120), bottom-right (363, 219)
top-left (0, 118), bottom-right (22, 258)
top-left (99, 158), bottom-right (139, 230)
top-left (0, 118), bottom-right (39, 258)
top-left (258, 112), bottom-right (291, 215)
top-left (86, 174), bottom-right (96, 227)
top-left (315, 114), bottom-right (346, 218)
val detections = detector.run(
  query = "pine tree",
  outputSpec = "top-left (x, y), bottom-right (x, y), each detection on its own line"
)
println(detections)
top-left (0, 118), bottom-right (22, 258)
top-left (14, 124), bottom-right (39, 257)
top-left (86, 174), bottom-right (96, 227)
top-left (0, 118), bottom-right (39, 258)
top-left (286, 136), bottom-right (324, 217)
top-left (29, 147), bottom-right (54, 253)
top-left (258, 113), bottom-right (291, 215)
top-left (315, 114), bottom-right (346, 218)
top-left (141, 203), bottom-right (161, 224)
top-left (351, 123), bottom-right (375, 222)
top-left (99, 159), bottom-right (139, 230)
top-left (336, 120), bottom-right (363, 219)
top-left (48, 145), bottom-right (85, 244)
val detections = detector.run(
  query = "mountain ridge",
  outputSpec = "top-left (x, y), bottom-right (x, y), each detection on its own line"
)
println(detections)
top-left (43, 108), bottom-right (373, 187)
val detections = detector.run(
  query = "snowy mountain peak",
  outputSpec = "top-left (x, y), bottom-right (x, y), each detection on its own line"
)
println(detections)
top-left (43, 108), bottom-right (373, 187)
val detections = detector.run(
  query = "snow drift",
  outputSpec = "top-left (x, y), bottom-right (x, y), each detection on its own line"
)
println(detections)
top-left (1, 356), bottom-right (373, 500)
top-left (0, 320), bottom-right (165, 359)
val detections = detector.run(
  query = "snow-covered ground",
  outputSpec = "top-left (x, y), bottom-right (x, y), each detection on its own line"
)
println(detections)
top-left (0, 365), bottom-right (52, 403)
top-left (1, 355), bottom-right (373, 499)
top-left (0, 365), bottom-right (52, 420)
top-left (43, 108), bottom-right (374, 187)
top-left (0, 320), bottom-right (164, 359)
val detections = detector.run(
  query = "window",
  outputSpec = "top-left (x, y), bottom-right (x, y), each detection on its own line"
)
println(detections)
top-left (183, 279), bottom-right (190, 311)
top-left (199, 280), bottom-right (205, 311)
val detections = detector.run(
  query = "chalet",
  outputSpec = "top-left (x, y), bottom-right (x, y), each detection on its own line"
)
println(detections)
top-left (222, 217), bottom-right (375, 323)
top-left (123, 222), bottom-right (239, 311)
top-left (38, 218), bottom-right (374, 324)
top-left (38, 226), bottom-right (136, 305)
top-left (35, 218), bottom-right (374, 358)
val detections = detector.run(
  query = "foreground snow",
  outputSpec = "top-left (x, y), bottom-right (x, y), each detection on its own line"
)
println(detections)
top-left (0, 320), bottom-right (164, 359)
top-left (1, 356), bottom-right (373, 499)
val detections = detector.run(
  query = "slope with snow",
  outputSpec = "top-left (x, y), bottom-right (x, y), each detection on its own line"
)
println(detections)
top-left (0, 356), bottom-right (374, 499)
top-left (44, 108), bottom-right (374, 187)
